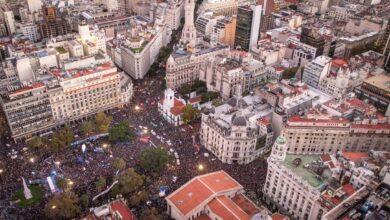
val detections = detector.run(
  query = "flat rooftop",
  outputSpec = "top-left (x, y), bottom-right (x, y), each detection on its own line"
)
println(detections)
top-left (364, 75), bottom-right (390, 92)
top-left (283, 154), bottom-right (324, 188)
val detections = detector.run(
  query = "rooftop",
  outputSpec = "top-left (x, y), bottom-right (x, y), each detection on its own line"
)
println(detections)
top-left (364, 74), bottom-right (390, 92)
top-left (166, 171), bottom-right (243, 216)
top-left (283, 154), bottom-right (324, 188)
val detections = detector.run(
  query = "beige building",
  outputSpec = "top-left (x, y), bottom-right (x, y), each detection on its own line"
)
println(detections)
top-left (1, 61), bottom-right (133, 141)
top-left (199, 0), bottom-right (238, 16)
top-left (166, 45), bottom-right (229, 89)
top-left (200, 92), bottom-right (273, 164)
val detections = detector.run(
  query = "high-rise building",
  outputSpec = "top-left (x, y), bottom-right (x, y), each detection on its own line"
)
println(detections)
top-left (234, 5), bottom-right (262, 51)
top-left (26, 0), bottom-right (42, 13)
top-left (39, 5), bottom-right (71, 39)
top-left (181, 0), bottom-right (197, 49)
top-left (383, 17), bottom-right (390, 71)
top-left (300, 26), bottom-right (325, 57)
top-left (1, 8), bottom-right (16, 36)
top-left (302, 55), bottom-right (331, 88)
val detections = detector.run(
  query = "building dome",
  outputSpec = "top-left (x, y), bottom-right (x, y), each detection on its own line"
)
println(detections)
top-left (232, 115), bottom-right (247, 126)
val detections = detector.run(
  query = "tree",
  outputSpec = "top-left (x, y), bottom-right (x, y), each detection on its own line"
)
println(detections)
top-left (282, 67), bottom-right (299, 79)
top-left (191, 79), bottom-right (206, 91)
top-left (201, 91), bottom-right (220, 103)
top-left (0, 114), bottom-right (7, 136)
top-left (49, 126), bottom-right (74, 153)
top-left (45, 192), bottom-right (80, 219)
top-left (95, 177), bottom-right (106, 192)
top-left (181, 104), bottom-right (199, 124)
top-left (115, 168), bottom-right (144, 194)
top-left (178, 83), bottom-right (192, 97)
top-left (139, 148), bottom-right (170, 173)
top-left (158, 46), bottom-right (171, 62)
top-left (79, 194), bottom-right (89, 209)
top-left (95, 112), bottom-right (112, 133)
top-left (28, 136), bottom-right (43, 151)
top-left (113, 157), bottom-right (126, 170)
top-left (82, 121), bottom-right (94, 137)
top-left (128, 190), bottom-right (149, 207)
top-left (140, 207), bottom-right (162, 220)
top-left (56, 177), bottom-right (67, 190)
top-left (108, 122), bottom-right (134, 143)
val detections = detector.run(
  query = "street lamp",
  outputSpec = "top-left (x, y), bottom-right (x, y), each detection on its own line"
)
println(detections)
top-left (68, 180), bottom-right (74, 186)
top-left (54, 161), bottom-right (60, 166)
top-left (0, 169), bottom-right (3, 174)
top-left (135, 105), bottom-right (141, 111)
top-left (197, 164), bottom-right (204, 171)
top-left (29, 158), bottom-right (35, 163)
top-left (102, 143), bottom-right (108, 148)
top-left (51, 205), bottom-right (56, 209)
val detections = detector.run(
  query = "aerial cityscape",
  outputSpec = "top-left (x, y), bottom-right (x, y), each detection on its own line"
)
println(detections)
top-left (0, 0), bottom-right (389, 219)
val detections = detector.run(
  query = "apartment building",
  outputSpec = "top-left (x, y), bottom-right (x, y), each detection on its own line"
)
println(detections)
top-left (264, 136), bottom-right (388, 220)
top-left (302, 55), bottom-right (331, 88)
top-left (0, 61), bottom-right (133, 141)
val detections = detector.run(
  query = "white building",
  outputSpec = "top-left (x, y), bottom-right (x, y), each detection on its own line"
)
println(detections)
top-left (2, 10), bottom-right (15, 36)
top-left (21, 23), bottom-right (40, 42)
top-left (302, 55), bottom-right (332, 88)
top-left (26, 0), bottom-right (42, 13)
top-left (120, 23), bottom-right (169, 79)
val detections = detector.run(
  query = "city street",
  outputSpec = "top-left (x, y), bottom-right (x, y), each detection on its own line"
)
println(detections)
top-left (0, 74), bottom-right (269, 219)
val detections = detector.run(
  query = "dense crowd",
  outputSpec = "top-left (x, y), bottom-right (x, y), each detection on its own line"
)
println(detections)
top-left (0, 75), bottom-right (268, 219)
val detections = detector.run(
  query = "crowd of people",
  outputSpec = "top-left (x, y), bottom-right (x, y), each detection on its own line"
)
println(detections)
top-left (0, 75), bottom-right (269, 219)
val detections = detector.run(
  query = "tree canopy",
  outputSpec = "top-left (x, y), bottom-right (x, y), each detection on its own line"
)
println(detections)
top-left (282, 67), bottom-right (299, 79)
top-left (82, 121), bottom-right (94, 137)
top-left (95, 177), bottom-right (107, 192)
top-left (45, 192), bottom-right (80, 219)
top-left (115, 168), bottom-right (144, 194)
top-left (181, 105), bottom-right (199, 124)
top-left (95, 112), bottom-right (112, 133)
top-left (140, 207), bottom-right (162, 220)
top-left (113, 157), bottom-right (126, 170)
top-left (108, 122), bottom-right (134, 143)
top-left (49, 126), bottom-right (74, 153)
top-left (139, 148), bottom-right (170, 173)
top-left (28, 136), bottom-right (44, 151)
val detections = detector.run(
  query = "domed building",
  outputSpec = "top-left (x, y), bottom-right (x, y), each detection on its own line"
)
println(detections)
top-left (200, 90), bottom-right (274, 164)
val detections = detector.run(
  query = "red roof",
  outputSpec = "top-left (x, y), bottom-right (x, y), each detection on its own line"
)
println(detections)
top-left (288, 116), bottom-right (350, 124)
top-left (208, 196), bottom-right (250, 220)
top-left (332, 58), bottom-right (348, 67)
top-left (342, 183), bottom-right (356, 196)
top-left (170, 98), bottom-right (186, 116)
top-left (188, 96), bottom-right (201, 104)
top-left (342, 152), bottom-right (369, 162)
top-left (9, 82), bottom-right (45, 95)
top-left (272, 213), bottom-right (288, 220)
top-left (110, 200), bottom-right (137, 220)
top-left (321, 154), bottom-right (332, 162)
top-left (166, 171), bottom-right (242, 216)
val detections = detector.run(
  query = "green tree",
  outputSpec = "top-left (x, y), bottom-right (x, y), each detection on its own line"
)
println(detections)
top-left (139, 148), bottom-right (170, 173)
top-left (28, 136), bottom-right (43, 151)
top-left (56, 177), bottom-right (67, 190)
top-left (113, 157), bottom-right (126, 170)
top-left (95, 177), bottom-right (106, 192)
top-left (82, 121), bottom-right (94, 137)
top-left (0, 114), bottom-right (7, 136)
top-left (140, 207), bottom-right (162, 220)
top-left (108, 122), bottom-right (134, 143)
top-left (158, 46), bottom-right (171, 62)
top-left (201, 91), bottom-right (220, 103)
top-left (95, 112), bottom-right (112, 133)
top-left (79, 194), bottom-right (89, 209)
top-left (129, 190), bottom-right (149, 207)
top-left (45, 192), bottom-right (80, 219)
top-left (191, 79), bottom-right (207, 91)
top-left (181, 104), bottom-right (199, 124)
top-left (49, 126), bottom-right (74, 153)
top-left (282, 67), bottom-right (299, 79)
top-left (178, 83), bottom-right (192, 96)
top-left (115, 168), bottom-right (144, 194)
